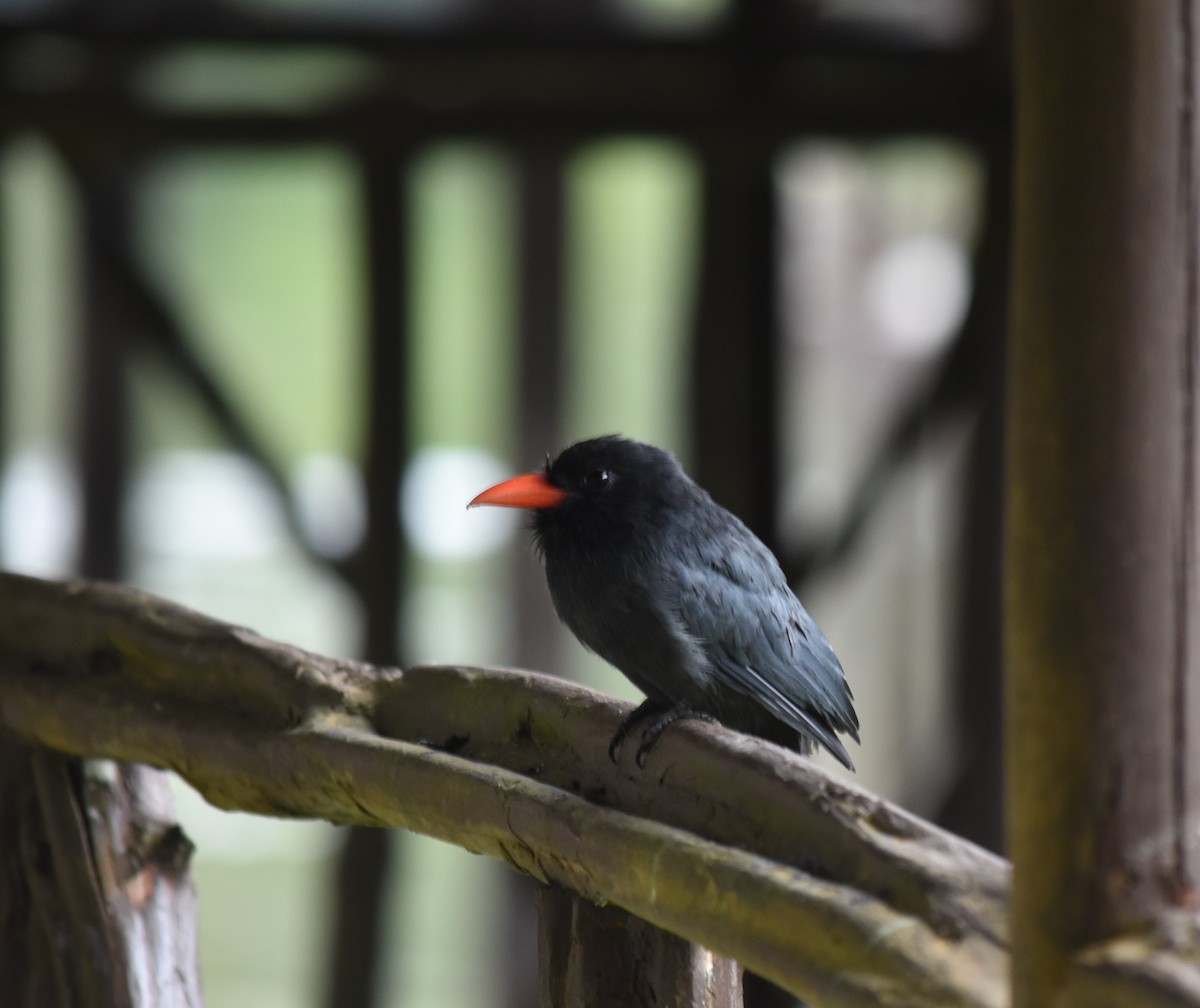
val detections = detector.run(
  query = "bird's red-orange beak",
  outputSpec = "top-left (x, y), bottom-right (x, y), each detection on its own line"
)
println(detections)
top-left (468, 472), bottom-right (567, 510)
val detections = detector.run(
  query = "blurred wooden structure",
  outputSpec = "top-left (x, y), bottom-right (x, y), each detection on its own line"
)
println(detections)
top-left (0, 2), bottom-right (1017, 1007)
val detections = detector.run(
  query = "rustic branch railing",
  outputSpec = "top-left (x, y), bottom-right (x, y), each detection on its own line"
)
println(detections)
top-left (0, 570), bottom-right (1004, 1008)
top-left (6, 571), bottom-right (1200, 1007)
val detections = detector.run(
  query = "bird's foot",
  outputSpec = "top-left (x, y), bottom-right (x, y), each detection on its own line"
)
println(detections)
top-left (608, 699), bottom-right (667, 764)
top-left (609, 700), bottom-right (718, 767)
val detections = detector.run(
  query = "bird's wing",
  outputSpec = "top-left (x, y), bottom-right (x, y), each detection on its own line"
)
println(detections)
top-left (671, 525), bottom-right (859, 767)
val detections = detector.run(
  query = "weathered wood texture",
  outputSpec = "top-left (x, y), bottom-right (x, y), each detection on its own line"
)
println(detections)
top-left (1009, 2), bottom-right (1200, 1006)
top-left (0, 739), bottom-right (201, 1008)
top-left (538, 886), bottom-right (743, 1008)
top-left (0, 570), bottom-right (1006, 1008)
top-left (8, 570), bottom-right (1200, 1006)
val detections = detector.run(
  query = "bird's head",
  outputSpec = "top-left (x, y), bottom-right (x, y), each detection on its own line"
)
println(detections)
top-left (468, 435), bottom-right (685, 546)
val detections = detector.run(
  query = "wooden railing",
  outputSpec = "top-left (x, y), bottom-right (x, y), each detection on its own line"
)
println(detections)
top-left (0, 570), bottom-right (1003, 1008)
top-left (2, 569), bottom-right (1191, 1008)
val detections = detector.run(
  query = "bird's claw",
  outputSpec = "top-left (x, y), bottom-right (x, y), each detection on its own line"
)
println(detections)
top-left (610, 699), bottom-right (703, 767)
top-left (609, 699), bottom-right (663, 765)
top-left (611, 730), bottom-right (654, 767)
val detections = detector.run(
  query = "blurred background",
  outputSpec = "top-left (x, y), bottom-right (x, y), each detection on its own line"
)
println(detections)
top-left (0, 1), bottom-right (1011, 1006)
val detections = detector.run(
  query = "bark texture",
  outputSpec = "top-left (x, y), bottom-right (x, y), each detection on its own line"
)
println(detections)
top-left (0, 737), bottom-right (201, 1008)
top-left (6, 570), bottom-right (1200, 1006)
top-left (0, 570), bottom-right (1006, 1008)
top-left (1009, 2), bottom-right (1200, 1005)
top-left (538, 885), bottom-right (743, 1008)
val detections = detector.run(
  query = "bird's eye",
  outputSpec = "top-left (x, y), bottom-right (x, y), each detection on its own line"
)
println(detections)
top-left (582, 469), bottom-right (614, 491)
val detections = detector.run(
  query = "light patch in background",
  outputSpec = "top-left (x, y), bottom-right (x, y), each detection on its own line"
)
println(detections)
top-left (0, 450), bottom-right (80, 576)
top-left (126, 450), bottom-right (362, 657)
top-left (291, 453), bottom-right (364, 558)
top-left (866, 233), bottom-right (971, 355)
top-left (171, 776), bottom-right (336, 863)
top-left (402, 446), bottom-right (518, 560)
top-left (128, 451), bottom-right (287, 558)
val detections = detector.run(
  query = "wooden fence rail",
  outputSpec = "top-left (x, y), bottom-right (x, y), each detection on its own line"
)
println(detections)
top-left (0, 570), bottom-right (1006, 1008)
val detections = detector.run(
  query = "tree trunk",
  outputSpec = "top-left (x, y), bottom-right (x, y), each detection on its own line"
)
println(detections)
top-left (1008, 2), bottom-right (1200, 1005)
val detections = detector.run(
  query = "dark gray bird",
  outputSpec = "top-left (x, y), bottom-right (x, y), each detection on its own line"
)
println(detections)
top-left (469, 435), bottom-right (859, 769)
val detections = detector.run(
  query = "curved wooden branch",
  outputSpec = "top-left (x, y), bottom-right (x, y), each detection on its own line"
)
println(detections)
top-left (0, 570), bottom-right (1007, 1008)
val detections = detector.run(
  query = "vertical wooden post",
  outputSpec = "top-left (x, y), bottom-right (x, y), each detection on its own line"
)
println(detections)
top-left (537, 887), bottom-right (742, 1008)
top-left (1008, 3), bottom-right (1200, 1005)
top-left (78, 167), bottom-right (129, 583)
top-left (516, 145), bottom-right (568, 678)
top-left (506, 145), bottom-right (571, 1008)
top-left (323, 145), bottom-right (410, 1008)
top-left (0, 741), bottom-right (201, 1008)
top-left (691, 143), bottom-right (778, 547)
